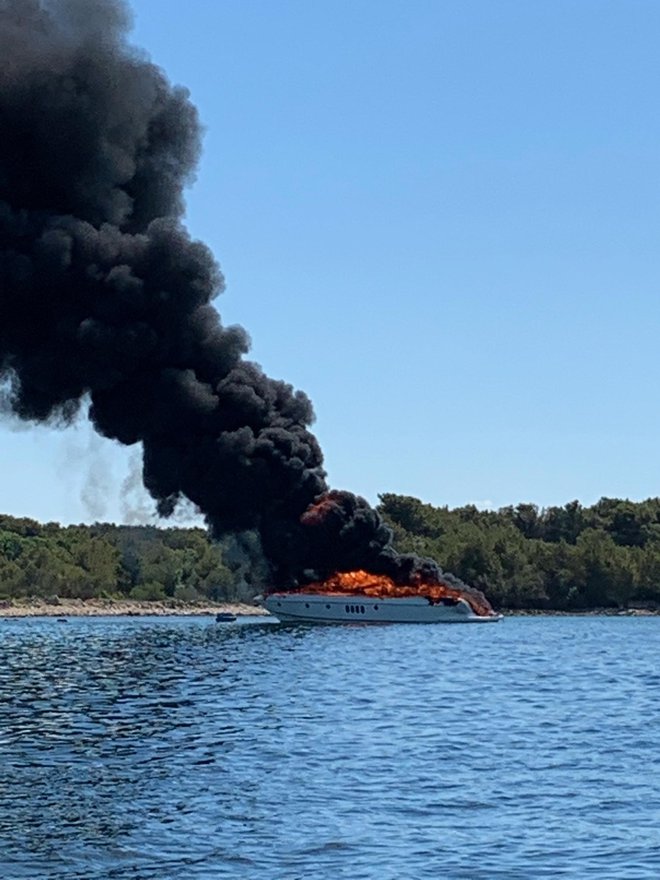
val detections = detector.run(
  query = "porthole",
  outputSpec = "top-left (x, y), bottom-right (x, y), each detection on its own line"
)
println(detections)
top-left (361, 606), bottom-right (365, 613)
top-left (305, 603), bottom-right (310, 608)
top-left (345, 605), bottom-right (350, 613)
top-left (326, 604), bottom-right (331, 610)
top-left (373, 605), bottom-right (378, 611)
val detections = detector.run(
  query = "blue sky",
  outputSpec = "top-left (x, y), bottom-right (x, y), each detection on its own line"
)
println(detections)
top-left (4, 0), bottom-right (660, 524)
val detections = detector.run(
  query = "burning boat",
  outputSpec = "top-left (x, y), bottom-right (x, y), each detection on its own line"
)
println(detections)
top-left (263, 570), bottom-right (502, 624)
top-left (263, 593), bottom-right (501, 623)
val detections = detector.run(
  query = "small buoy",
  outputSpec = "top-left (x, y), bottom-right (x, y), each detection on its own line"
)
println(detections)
top-left (56, 618), bottom-right (68, 624)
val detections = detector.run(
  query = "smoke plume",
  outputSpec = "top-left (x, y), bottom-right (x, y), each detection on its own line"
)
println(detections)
top-left (0, 0), bottom-right (472, 596)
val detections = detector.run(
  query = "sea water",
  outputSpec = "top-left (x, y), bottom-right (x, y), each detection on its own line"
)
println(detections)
top-left (1, 614), bottom-right (660, 879)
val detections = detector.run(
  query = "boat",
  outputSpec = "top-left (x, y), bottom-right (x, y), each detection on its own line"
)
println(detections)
top-left (263, 592), bottom-right (502, 624)
top-left (215, 612), bottom-right (237, 623)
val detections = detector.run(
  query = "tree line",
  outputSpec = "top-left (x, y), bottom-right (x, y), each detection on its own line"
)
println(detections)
top-left (0, 517), bottom-right (247, 603)
top-left (2, 494), bottom-right (660, 609)
top-left (377, 494), bottom-right (660, 610)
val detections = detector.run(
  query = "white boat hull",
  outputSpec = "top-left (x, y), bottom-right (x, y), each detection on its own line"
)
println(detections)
top-left (263, 593), bottom-right (502, 624)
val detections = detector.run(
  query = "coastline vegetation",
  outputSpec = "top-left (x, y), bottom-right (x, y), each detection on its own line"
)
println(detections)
top-left (2, 494), bottom-right (660, 611)
top-left (378, 494), bottom-right (660, 610)
top-left (0, 519), bottom-right (241, 605)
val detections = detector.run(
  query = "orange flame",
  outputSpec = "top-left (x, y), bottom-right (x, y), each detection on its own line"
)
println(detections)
top-left (299, 493), bottom-right (339, 527)
top-left (290, 570), bottom-right (495, 617)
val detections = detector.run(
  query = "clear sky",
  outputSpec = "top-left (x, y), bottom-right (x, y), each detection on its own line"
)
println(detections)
top-left (3, 0), bottom-right (660, 525)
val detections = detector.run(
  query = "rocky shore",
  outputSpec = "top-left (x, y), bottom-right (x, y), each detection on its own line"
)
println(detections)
top-left (501, 606), bottom-right (660, 616)
top-left (2, 598), bottom-right (658, 619)
top-left (0, 598), bottom-right (270, 618)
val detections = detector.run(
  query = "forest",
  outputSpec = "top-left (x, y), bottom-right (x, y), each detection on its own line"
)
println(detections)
top-left (378, 494), bottom-right (660, 610)
top-left (0, 518), bottom-right (241, 604)
top-left (2, 494), bottom-right (660, 610)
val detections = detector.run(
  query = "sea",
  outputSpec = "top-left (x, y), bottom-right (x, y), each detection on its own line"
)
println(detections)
top-left (1, 614), bottom-right (660, 879)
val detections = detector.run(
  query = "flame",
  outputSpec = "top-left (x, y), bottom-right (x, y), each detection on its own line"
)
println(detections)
top-left (300, 492), bottom-right (341, 527)
top-left (286, 569), bottom-right (496, 617)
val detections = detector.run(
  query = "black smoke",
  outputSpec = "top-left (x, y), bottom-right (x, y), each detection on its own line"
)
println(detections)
top-left (0, 0), bottom-right (470, 595)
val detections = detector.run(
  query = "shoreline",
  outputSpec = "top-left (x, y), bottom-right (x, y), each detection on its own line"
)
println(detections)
top-left (502, 607), bottom-right (660, 617)
top-left (1, 599), bottom-right (658, 620)
top-left (0, 598), bottom-right (270, 618)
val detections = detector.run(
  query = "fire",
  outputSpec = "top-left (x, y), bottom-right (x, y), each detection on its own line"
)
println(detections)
top-left (296, 569), bottom-right (495, 617)
top-left (299, 492), bottom-right (342, 527)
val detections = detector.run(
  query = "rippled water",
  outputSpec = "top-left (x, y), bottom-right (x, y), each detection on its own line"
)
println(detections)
top-left (2, 615), bottom-right (660, 879)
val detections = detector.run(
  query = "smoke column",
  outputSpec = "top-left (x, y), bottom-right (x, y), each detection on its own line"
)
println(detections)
top-left (0, 0), bottom-right (473, 595)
